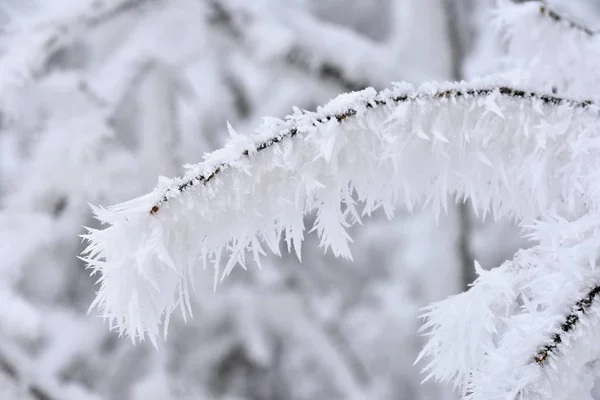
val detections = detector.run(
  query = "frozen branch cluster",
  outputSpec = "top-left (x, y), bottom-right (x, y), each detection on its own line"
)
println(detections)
top-left (496, 0), bottom-right (600, 98)
top-left (85, 73), bottom-right (600, 398)
top-left (1, 0), bottom-right (461, 399)
top-left (2, 0), bottom-right (598, 398)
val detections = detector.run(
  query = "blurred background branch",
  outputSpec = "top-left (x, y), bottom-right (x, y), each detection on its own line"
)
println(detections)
top-left (1, 0), bottom-right (599, 399)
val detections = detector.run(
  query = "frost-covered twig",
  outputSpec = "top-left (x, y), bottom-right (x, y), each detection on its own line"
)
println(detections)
top-left (418, 214), bottom-right (600, 399)
top-left (537, 1), bottom-right (595, 36)
top-left (206, 0), bottom-right (405, 91)
top-left (0, 0), bottom-right (152, 91)
top-left (509, 1), bottom-right (594, 36)
top-left (498, 0), bottom-right (600, 101)
top-left (533, 284), bottom-right (600, 364)
top-left (148, 83), bottom-right (593, 215)
top-left (83, 77), bottom-right (600, 347)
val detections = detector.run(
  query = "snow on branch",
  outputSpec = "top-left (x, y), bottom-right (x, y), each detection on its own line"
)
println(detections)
top-left (418, 234), bottom-right (600, 399)
top-left (499, 0), bottom-right (600, 99)
top-left (536, 1), bottom-right (595, 36)
top-left (82, 77), bottom-right (600, 350)
top-left (205, 0), bottom-right (420, 91)
top-left (147, 82), bottom-right (593, 217)
top-left (506, 1), bottom-right (594, 36)
top-left (533, 284), bottom-right (600, 364)
top-left (0, 0), bottom-right (149, 93)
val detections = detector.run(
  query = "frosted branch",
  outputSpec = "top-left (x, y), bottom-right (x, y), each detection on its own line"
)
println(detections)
top-left (537, 1), bottom-right (595, 36)
top-left (419, 217), bottom-right (600, 398)
top-left (0, 0), bottom-right (150, 91)
top-left (499, 0), bottom-right (600, 100)
top-left (509, 1), bottom-right (594, 36)
top-left (533, 284), bottom-right (600, 364)
top-left (206, 0), bottom-right (403, 91)
top-left (81, 74), bottom-right (600, 397)
top-left (148, 83), bottom-right (593, 215)
top-left (82, 77), bottom-right (600, 347)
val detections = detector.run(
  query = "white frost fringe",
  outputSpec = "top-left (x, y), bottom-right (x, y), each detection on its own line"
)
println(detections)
top-left (498, 0), bottom-right (600, 100)
top-left (83, 77), bottom-right (600, 398)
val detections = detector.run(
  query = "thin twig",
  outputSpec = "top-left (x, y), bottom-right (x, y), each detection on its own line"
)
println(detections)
top-left (515, 0), bottom-right (596, 36)
top-left (533, 285), bottom-right (600, 363)
top-left (206, 0), bottom-right (376, 92)
top-left (148, 85), bottom-right (595, 215)
top-left (538, 2), bottom-right (595, 36)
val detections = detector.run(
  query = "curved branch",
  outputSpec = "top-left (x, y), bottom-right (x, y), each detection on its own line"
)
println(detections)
top-left (82, 78), bottom-right (600, 346)
top-left (148, 84), bottom-right (592, 215)
top-left (82, 78), bottom-right (600, 399)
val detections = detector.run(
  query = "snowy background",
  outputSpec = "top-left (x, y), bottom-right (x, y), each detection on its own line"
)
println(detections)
top-left (1, 0), bottom-right (600, 399)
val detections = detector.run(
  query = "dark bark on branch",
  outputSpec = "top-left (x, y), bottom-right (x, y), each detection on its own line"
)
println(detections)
top-left (149, 85), bottom-right (595, 215)
top-left (516, 0), bottom-right (596, 36)
top-left (533, 285), bottom-right (600, 364)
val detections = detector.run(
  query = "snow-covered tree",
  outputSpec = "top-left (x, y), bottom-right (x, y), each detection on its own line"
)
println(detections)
top-left (4, 0), bottom-right (600, 399)
top-left (81, 1), bottom-right (600, 399)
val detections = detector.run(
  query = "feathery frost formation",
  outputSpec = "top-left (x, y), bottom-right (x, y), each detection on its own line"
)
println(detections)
top-left (498, 0), bottom-right (600, 98)
top-left (80, 1), bottom-right (600, 398)
top-left (84, 76), bottom-right (600, 395)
